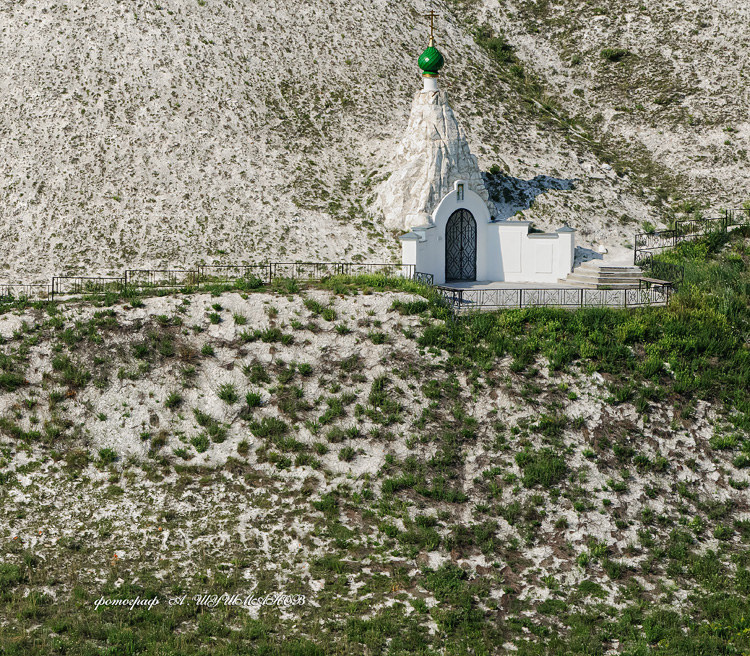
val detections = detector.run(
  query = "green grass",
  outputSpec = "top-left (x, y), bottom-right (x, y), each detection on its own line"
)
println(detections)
top-left (416, 228), bottom-right (750, 430)
top-left (4, 235), bottom-right (750, 655)
top-left (164, 391), bottom-right (182, 410)
top-left (217, 383), bottom-right (239, 404)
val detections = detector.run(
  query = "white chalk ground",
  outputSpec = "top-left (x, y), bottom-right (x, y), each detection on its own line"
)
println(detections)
top-left (1, 287), bottom-right (747, 635)
top-left (1, 1), bottom-right (745, 284)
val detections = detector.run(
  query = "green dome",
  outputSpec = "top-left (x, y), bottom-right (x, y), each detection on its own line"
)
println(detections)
top-left (418, 45), bottom-right (444, 75)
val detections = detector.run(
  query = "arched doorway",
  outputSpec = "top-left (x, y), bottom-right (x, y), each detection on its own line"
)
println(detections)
top-left (445, 209), bottom-right (477, 281)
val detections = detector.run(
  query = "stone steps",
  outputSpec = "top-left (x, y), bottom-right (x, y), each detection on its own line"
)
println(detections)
top-left (559, 262), bottom-right (644, 289)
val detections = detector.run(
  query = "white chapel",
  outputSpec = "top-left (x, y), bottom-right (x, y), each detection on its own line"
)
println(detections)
top-left (378, 18), bottom-right (576, 286)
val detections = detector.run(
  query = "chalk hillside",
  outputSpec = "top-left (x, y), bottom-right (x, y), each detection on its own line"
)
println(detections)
top-left (0, 0), bottom-right (748, 280)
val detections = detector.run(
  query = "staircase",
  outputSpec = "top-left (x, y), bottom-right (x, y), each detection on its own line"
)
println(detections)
top-left (559, 261), bottom-right (643, 289)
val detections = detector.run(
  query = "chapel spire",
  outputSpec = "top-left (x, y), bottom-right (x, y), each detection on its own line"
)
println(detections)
top-left (418, 10), bottom-right (444, 92)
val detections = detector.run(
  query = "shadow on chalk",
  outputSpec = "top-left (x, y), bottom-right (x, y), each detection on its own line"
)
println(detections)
top-left (483, 173), bottom-right (577, 221)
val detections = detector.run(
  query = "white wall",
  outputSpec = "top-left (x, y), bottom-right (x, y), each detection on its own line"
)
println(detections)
top-left (399, 180), bottom-right (575, 285)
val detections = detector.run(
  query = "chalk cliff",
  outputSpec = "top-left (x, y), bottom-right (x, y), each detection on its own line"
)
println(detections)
top-left (377, 89), bottom-right (493, 232)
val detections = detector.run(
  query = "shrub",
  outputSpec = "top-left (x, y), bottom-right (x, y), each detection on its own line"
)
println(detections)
top-left (238, 274), bottom-right (264, 290)
top-left (245, 391), bottom-right (263, 408)
top-left (601, 48), bottom-right (630, 62)
top-left (251, 417), bottom-right (289, 439)
top-left (243, 361), bottom-right (271, 384)
top-left (193, 408), bottom-right (227, 443)
top-left (368, 331), bottom-right (387, 344)
top-left (312, 493), bottom-right (337, 513)
top-left (339, 446), bottom-right (356, 462)
top-left (164, 391), bottom-right (182, 410)
top-left (217, 383), bottom-right (239, 404)
top-left (51, 354), bottom-right (91, 388)
top-left (191, 434), bottom-right (210, 453)
top-left (473, 25), bottom-right (515, 65)
top-left (98, 448), bottom-right (117, 464)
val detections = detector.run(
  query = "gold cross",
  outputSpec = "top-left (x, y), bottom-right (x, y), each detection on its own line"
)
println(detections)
top-left (424, 9), bottom-right (439, 44)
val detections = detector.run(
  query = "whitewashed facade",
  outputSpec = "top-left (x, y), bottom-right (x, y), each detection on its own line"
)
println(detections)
top-left (400, 180), bottom-right (575, 285)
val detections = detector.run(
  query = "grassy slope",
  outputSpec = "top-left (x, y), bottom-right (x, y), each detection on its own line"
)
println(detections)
top-left (1, 233), bottom-right (750, 654)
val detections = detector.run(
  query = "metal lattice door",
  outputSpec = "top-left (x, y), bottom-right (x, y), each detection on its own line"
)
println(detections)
top-left (445, 209), bottom-right (477, 281)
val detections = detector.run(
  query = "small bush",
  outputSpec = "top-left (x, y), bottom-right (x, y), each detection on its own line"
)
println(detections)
top-left (51, 354), bottom-right (91, 389)
top-left (217, 383), bottom-right (239, 404)
top-left (243, 362), bottom-right (270, 384)
top-left (251, 417), bottom-right (289, 439)
top-left (601, 48), bottom-right (630, 62)
top-left (193, 408), bottom-right (227, 443)
top-left (98, 448), bottom-right (117, 464)
top-left (245, 391), bottom-right (263, 408)
top-left (368, 331), bottom-right (387, 344)
top-left (164, 391), bottom-right (182, 410)
top-left (191, 434), bottom-right (210, 453)
top-left (339, 446), bottom-right (356, 462)
top-left (0, 372), bottom-right (27, 392)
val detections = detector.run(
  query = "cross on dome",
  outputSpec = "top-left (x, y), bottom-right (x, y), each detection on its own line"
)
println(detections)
top-left (418, 9), bottom-right (444, 85)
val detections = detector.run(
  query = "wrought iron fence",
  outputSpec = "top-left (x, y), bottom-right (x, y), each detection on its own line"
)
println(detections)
top-left (268, 262), bottom-right (414, 280)
top-left (673, 216), bottom-right (727, 238)
top-left (51, 276), bottom-right (126, 300)
top-left (726, 208), bottom-right (750, 226)
top-left (635, 209), bottom-right (750, 265)
top-left (10, 263), bottom-right (418, 302)
top-left (0, 284), bottom-right (51, 301)
top-left (414, 272), bottom-right (434, 286)
top-left (637, 253), bottom-right (684, 288)
top-left (633, 230), bottom-right (677, 265)
top-left (198, 264), bottom-right (271, 286)
top-left (436, 286), bottom-right (671, 312)
top-left (125, 269), bottom-right (200, 290)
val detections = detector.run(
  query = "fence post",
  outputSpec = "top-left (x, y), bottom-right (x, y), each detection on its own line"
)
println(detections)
top-left (580, 288), bottom-right (583, 308)
top-left (50, 277), bottom-right (55, 302)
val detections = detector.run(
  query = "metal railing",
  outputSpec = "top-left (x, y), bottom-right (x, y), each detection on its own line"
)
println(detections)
top-left (17, 263), bottom-right (422, 301)
top-left (268, 262), bottom-right (415, 280)
top-left (51, 276), bottom-right (126, 300)
top-left (0, 284), bottom-right (51, 301)
top-left (637, 253), bottom-right (684, 289)
top-left (414, 272), bottom-right (434, 286)
top-left (197, 264), bottom-right (271, 286)
top-left (125, 269), bottom-right (200, 291)
top-left (436, 286), bottom-right (672, 312)
top-left (726, 208), bottom-right (750, 225)
top-left (634, 208), bottom-right (750, 265)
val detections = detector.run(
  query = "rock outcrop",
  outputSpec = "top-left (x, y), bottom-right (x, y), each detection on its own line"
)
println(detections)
top-left (377, 89), bottom-right (493, 232)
